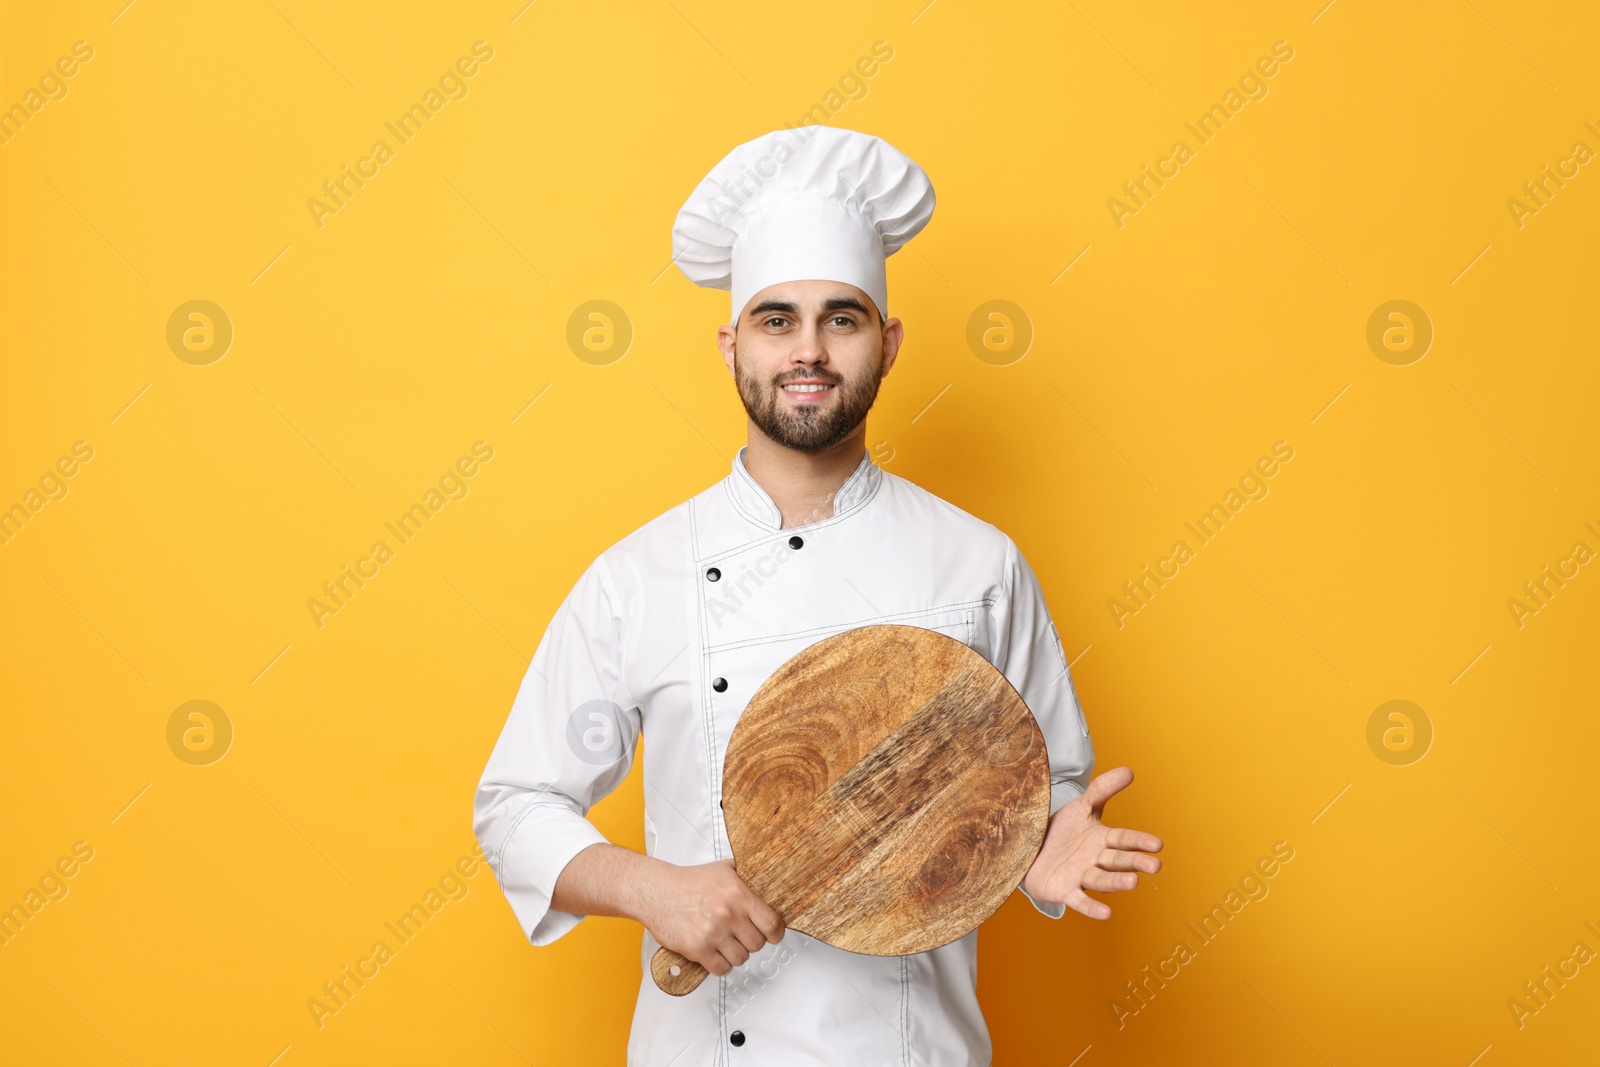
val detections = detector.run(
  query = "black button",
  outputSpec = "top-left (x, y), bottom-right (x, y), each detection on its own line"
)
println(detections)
top-left (788, 535), bottom-right (803, 549)
top-left (707, 567), bottom-right (721, 582)
top-left (730, 1031), bottom-right (745, 1047)
top-left (712, 677), bottom-right (728, 692)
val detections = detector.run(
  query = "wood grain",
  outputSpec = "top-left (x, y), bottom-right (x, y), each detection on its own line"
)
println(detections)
top-left (652, 624), bottom-right (1050, 996)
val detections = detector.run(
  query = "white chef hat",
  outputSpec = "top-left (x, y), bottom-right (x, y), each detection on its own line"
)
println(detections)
top-left (671, 126), bottom-right (936, 326)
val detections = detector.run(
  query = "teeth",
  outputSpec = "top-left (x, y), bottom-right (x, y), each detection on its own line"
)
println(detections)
top-left (784, 384), bottom-right (832, 392)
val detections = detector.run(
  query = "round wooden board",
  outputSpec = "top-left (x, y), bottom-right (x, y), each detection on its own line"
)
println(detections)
top-left (651, 624), bottom-right (1050, 995)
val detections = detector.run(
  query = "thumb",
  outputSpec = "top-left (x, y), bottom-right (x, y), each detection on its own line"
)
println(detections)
top-left (1082, 766), bottom-right (1135, 811)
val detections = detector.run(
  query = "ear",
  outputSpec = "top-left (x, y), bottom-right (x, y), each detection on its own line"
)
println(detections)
top-left (880, 316), bottom-right (905, 377)
top-left (717, 322), bottom-right (737, 375)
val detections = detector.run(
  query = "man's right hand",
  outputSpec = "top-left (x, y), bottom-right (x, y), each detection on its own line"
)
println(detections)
top-left (639, 858), bottom-right (785, 976)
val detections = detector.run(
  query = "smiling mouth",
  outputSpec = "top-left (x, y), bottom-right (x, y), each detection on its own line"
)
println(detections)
top-left (782, 383), bottom-right (835, 394)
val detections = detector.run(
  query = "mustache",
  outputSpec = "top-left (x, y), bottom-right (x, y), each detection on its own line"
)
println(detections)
top-left (774, 370), bottom-right (844, 386)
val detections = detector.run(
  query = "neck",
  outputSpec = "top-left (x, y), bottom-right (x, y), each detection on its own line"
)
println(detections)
top-left (742, 425), bottom-right (867, 530)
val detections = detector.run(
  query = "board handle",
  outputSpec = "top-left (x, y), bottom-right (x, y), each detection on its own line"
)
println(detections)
top-left (650, 946), bottom-right (710, 996)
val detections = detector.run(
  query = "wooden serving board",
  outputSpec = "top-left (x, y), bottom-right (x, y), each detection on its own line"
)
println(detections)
top-left (651, 623), bottom-right (1050, 995)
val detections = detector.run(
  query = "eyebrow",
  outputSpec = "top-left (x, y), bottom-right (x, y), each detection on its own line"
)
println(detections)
top-left (746, 295), bottom-right (876, 321)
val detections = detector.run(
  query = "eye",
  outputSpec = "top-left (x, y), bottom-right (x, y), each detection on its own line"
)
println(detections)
top-left (764, 315), bottom-right (788, 328)
top-left (830, 315), bottom-right (855, 327)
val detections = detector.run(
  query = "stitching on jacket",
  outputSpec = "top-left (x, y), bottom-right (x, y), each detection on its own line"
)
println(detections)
top-left (724, 447), bottom-right (879, 534)
top-left (717, 975), bottom-right (727, 1067)
top-left (691, 496), bottom-right (730, 1065)
top-left (690, 496), bottom-right (721, 865)
top-left (723, 475), bottom-right (779, 530)
top-left (494, 797), bottom-right (542, 871)
top-left (705, 598), bottom-right (996, 654)
top-left (717, 465), bottom-right (886, 545)
top-left (900, 955), bottom-right (910, 1067)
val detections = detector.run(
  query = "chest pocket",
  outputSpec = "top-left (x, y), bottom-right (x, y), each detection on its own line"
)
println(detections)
top-left (712, 600), bottom-right (990, 704)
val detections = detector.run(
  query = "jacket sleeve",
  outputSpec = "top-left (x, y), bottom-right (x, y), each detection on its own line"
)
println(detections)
top-left (473, 555), bottom-right (642, 946)
top-left (989, 535), bottom-right (1096, 920)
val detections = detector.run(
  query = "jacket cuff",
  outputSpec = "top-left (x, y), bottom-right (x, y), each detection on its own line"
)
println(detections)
top-left (1019, 881), bottom-right (1067, 920)
top-left (489, 807), bottom-right (610, 947)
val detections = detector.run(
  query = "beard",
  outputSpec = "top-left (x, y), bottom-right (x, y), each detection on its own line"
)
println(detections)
top-left (733, 345), bottom-right (884, 454)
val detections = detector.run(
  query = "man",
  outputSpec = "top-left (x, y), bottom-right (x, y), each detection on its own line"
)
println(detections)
top-left (473, 125), bottom-right (1163, 1066)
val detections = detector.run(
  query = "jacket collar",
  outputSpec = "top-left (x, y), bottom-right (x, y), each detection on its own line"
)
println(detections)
top-left (725, 444), bottom-right (882, 531)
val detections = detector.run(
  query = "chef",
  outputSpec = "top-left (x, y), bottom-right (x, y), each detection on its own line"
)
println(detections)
top-left (473, 125), bottom-right (1164, 1066)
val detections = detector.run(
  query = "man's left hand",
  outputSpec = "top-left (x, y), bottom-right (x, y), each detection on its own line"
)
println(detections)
top-left (1021, 766), bottom-right (1162, 920)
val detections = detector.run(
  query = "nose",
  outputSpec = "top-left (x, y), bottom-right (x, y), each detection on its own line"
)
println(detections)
top-left (789, 320), bottom-right (828, 366)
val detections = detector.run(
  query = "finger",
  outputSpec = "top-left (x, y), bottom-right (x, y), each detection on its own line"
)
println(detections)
top-left (1081, 867), bottom-right (1139, 893)
top-left (730, 915), bottom-right (769, 955)
top-left (1106, 826), bottom-right (1163, 853)
top-left (1098, 848), bottom-right (1161, 874)
top-left (702, 949), bottom-right (735, 977)
top-left (1082, 766), bottom-right (1134, 812)
top-left (719, 936), bottom-right (752, 969)
top-left (749, 900), bottom-right (786, 943)
top-left (1065, 886), bottom-right (1111, 921)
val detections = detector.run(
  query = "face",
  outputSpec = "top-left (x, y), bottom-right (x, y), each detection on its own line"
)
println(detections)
top-left (716, 280), bottom-right (904, 454)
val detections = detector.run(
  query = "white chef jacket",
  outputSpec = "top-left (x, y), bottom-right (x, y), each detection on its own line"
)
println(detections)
top-left (474, 445), bottom-right (1095, 1066)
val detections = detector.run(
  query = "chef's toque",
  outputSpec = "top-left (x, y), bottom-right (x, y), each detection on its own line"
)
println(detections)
top-left (671, 126), bottom-right (936, 326)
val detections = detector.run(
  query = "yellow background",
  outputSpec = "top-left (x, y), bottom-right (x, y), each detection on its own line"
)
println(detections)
top-left (3, 0), bottom-right (1597, 1063)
